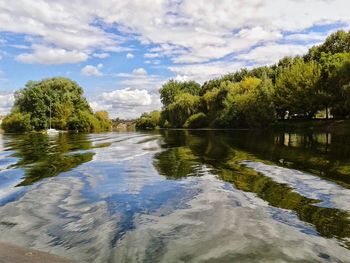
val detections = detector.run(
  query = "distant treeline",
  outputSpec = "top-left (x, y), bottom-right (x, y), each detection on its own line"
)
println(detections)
top-left (1, 78), bottom-right (112, 133)
top-left (136, 30), bottom-right (350, 129)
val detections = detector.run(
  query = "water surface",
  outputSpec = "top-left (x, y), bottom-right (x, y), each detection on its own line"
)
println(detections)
top-left (0, 130), bottom-right (350, 262)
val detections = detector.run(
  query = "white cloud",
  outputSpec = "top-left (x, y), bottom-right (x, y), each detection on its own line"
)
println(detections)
top-left (81, 64), bottom-right (103, 76)
top-left (132, 68), bottom-right (147, 76)
top-left (285, 32), bottom-right (327, 42)
top-left (174, 75), bottom-right (190, 82)
top-left (236, 43), bottom-right (309, 65)
top-left (169, 60), bottom-right (245, 83)
top-left (144, 53), bottom-right (160, 58)
top-left (10, 44), bottom-right (30, 50)
top-left (126, 53), bottom-right (134, 59)
top-left (113, 67), bottom-right (166, 93)
top-left (0, 1), bottom-right (123, 64)
top-left (1, 0), bottom-right (349, 67)
top-left (145, 59), bottom-right (161, 65)
top-left (0, 93), bottom-right (14, 115)
top-left (16, 45), bottom-right (88, 64)
top-left (101, 88), bottom-right (152, 106)
top-left (90, 88), bottom-right (161, 119)
top-left (94, 0), bottom-right (349, 63)
top-left (93, 53), bottom-right (110, 59)
top-left (89, 67), bottom-right (166, 118)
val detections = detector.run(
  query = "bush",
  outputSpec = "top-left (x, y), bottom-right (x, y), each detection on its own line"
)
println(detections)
top-left (184, 113), bottom-right (208, 128)
top-left (135, 111), bottom-right (161, 129)
top-left (95, 111), bottom-right (112, 131)
top-left (167, 93), bottom-right (201, 127)
top-left (67, 110), bottom-right (101, 132)
top-left (135, 117), bottom-right (156, 129)
top-left (1, 112), bottom-right (32, 133)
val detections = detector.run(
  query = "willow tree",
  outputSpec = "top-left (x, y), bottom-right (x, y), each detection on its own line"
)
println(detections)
top-left (167, 93), bottom-right (201, 128)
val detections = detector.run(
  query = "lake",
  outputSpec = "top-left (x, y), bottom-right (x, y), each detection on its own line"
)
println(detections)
top-left (0, 130), bottom-right (350, 263)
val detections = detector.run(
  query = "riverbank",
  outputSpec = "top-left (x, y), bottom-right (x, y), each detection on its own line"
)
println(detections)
top-left (0, 242), bottom-right (81, 263)
top-left (272, 119), bottom-right (350, 133)
top-left (134, 119), bottom-right (350, 133)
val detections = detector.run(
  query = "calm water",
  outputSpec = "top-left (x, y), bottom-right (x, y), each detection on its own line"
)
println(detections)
top-left (1, 130), bottom-right (350, 263)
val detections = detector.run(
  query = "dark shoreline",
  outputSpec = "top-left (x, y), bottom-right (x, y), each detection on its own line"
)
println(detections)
top-left (138, 119), bottom-right (350, 133)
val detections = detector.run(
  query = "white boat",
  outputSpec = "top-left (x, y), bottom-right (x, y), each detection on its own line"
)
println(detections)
top-left (47, 128), bottom-right (59, 135)
top-left (46, 99), bottom-right (60, 135)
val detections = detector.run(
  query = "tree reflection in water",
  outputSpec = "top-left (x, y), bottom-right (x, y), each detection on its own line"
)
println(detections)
top-left (4, 133), bottom-right (110, 186)
top-left (154, 129), bottom-right (350, 248)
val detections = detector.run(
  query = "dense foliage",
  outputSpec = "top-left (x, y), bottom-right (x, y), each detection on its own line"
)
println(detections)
top-left (135, 111), bottom-right (161, 129)
top-left (1, 77), bottom-right (112, 133)
top-left (136, 30), bottom-right (350, 129)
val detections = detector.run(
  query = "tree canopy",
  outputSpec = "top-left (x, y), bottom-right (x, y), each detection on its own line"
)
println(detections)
top-left (136, 29), bottom-right (350, 129)
top-left (2, 77), bottom-right (111, 133)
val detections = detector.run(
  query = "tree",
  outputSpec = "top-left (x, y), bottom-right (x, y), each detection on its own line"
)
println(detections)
top-left (202, 84), bottom-right (228, 124)
top-left (184, 113), bottom-right (208, 128)
top-left (138, 30), bottom-right (350, 128)
top-left (3, 77), bottom-right (111, 133)
top-left (200, 79), bottom-right (221, 95)
top-left (218, 77), bottom-right (275, 127)
top-left (274, 59), bottom-right (321, 119)
top-left (167, 93), bottom-right (201, 127)
top-left (1, 112), bottom-right (32, 133)
top-left (95, 111), bottom-right (112, 130)
top-left (95, 111), bottom-right (109, 120)
top-left (67, 110), bottom-right (98, 132)
top-left (159, 80), bottom-right (201, 107)
top-left (318, 53), bottom-right (350, 118)
top-left (135, 111), bottom-right (161, 129)
top-left (306, 30), bottom-right (350, 61)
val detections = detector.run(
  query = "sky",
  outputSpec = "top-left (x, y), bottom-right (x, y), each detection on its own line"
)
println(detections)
top-left (0, 0), bottom-right (349, 119)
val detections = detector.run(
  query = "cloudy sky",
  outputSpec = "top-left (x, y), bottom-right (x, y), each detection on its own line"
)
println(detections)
top-left (0, 0), bottom-right (349, 118)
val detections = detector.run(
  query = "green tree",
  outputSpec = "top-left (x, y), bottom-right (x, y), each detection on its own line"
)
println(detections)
top-left (135, 111), bottom-right (161, 129)
top-left (67, 110), bottom-right (99, 132)
top-left (95, 111), bottom-right (112, 130)
top-left (219, 77), bottom-right (275, 127)
top-left (139, 30), bottom-right (350, 128)
top-left (159, 80), bottom-right (201, 107)
top-left (274, 59), bottom-right (321, 119)
top-left (318, 53), bottom-right (350, 118)
top-left (167, 93), bottom-right (201, 127)
top-left (306, 30), bottom-right (350, 61)
top-left (1, 112), bottom-right (32, 133)
top-left (3, 77), bottom-right (110, 133)
top-left (202, 84), bottom-right (228, 124)
top-left (184, 113), bottom-right (208, 128)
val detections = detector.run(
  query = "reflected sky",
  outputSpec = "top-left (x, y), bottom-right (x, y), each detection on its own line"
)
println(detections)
top-left (242, 160), bottom-right (350, 211)
top-left (0, 131), bottom-right (350, 262)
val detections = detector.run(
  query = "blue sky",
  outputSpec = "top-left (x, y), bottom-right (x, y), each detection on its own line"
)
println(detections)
top-left (0, 0), bottom-right (349, 118)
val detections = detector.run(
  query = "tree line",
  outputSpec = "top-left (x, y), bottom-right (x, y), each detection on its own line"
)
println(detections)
top-left (136, 30), bottom-right (350, 129)
top-left (1, 77), bottom-right (112, 133)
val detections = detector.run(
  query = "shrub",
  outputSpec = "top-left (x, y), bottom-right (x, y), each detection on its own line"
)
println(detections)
top-left (184, 113), bottom-right (208, 128)
top-left (1, 112), bottom-right (32, 133)
top-left (135, 111), bottom-right (161, 129)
